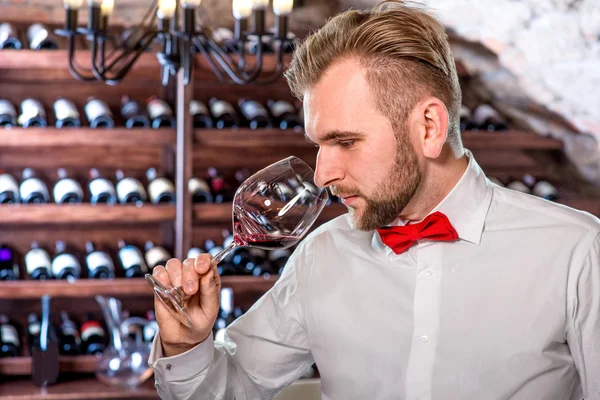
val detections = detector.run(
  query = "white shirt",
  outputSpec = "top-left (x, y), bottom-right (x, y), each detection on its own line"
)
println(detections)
top-left (149, 152), bottom-right (600, 400)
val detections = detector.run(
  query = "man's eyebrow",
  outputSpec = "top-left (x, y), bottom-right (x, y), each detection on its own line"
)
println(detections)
top-left (304, 130), bottom-right (365, 144)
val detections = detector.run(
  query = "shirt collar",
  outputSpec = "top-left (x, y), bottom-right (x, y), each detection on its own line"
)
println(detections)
top-left (387, 150), bottom-right (493, 245)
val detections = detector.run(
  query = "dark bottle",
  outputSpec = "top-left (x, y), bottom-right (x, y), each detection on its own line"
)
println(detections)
top-left (205, 239), bottom-right (235, 276)
top-left (144, 240), bottom-right (171, 270)
top-left (189, 177), bottom-right (213, 203)
top-left (533, 180), bottom-right (559, 201)
top-left (51, 240), bottom-right (81, 282)
top-left (115, 170), bottom-right (147, 205)
top-left (147, 96), bottom-right (175, 129)
top-left (0, 172), bottom-right (19, 204)
top-left (146, 168), bottom-right (175, 204)
top-left (80, 314), bottom-right (106, 355)
top-left (27, 313), bottom-right (41, 352)
top-left (472, 104), bottom-right (508, 132)
top-left (85, 241), bottom-right (115, 280)
top-left (190, 100), bottom-right (213, 128)
top-left (27, 23), bottom-right (58, 50)
top-left (0, 315), bottom-right (20, 357)
top-left (0, 99), bottom-right (17, 127)
top-left (84, 97), bottom-right (115, 129)
top-left (248, 248), bottom-right (269, 276)
top-left (25, 241), bottom-right (52, 280)
top-left (238, 99), bottom-right (273, 130)
top-left (20, 168), bottom-right (49, 204)
top-left (88, 168), bottom-right (117, 205)
top-left (213, 288), bottom-right (236, 342)
top-left (269, 248), bottom-right (291, 275)
top-left (207, 167), bottom-right (233, 203)
top-left (0, 245), bottom-right (19, 281)
top-left (267, 99), bottom-right (302, 131)
top-left (0, 23), bottom-right (22, 49)
top-left (143, 310), bottom-right (158, 343)
top-left (53, 168), bottom-right (83, 204)
top-left (54, 98), bottom-right (81, 128)
top-left (208, 98), bottom-right (239, 129)
top-left (118, 240), bottom-right (148, 278)
top-left (121, 96), bottom-right (150, 128)
top-left (18, 98), bottom-right (47, 127)
top-left (222, 233), bottom-right (252, 275)
top-left (58, 311), bottom-right (81, 356)
top-left (459, 105), bottom-right (478, 132)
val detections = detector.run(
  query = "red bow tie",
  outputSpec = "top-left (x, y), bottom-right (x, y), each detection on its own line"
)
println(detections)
top-left (377, 211), bottom-right (459, 254)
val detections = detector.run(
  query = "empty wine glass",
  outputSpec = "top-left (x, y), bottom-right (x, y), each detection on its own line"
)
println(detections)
top-left (145, 156), bottom-right (329, 327)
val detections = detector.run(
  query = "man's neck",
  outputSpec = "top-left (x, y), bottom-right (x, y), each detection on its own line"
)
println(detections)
top-left (399, 150), bottom-right (469, 222)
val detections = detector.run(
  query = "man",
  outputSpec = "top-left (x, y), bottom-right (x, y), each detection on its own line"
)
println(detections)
top-left (148, 1), bottom-right (600, 399)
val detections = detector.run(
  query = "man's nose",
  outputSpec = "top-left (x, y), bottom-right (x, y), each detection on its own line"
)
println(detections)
top-left (314, 148), bottom-right (344, 188)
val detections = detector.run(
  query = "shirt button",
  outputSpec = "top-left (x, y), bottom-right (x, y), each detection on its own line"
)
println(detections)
top-left (420, 335), bottom-right (429, 343)
top-left (425, 269), bottom-right (433, 276)
top-left (166, 364), bottom-right (172, 371)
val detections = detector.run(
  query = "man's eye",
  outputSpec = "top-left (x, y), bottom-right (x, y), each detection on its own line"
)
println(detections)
top-left (339, 140), bottom-right (355, 148)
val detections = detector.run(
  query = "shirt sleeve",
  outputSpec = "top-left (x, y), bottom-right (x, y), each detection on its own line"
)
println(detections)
top-left (148, 240), bottom-right (315, 400)
top-left (567, 231), bottom-right (600, 399)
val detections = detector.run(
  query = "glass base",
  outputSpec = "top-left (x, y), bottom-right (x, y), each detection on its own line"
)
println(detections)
top-left (145, 274), bottom-right (193, 328)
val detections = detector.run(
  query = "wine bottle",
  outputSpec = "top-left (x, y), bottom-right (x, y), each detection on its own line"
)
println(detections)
top-left (208, 98), bottom-right (239, 129)
top-left (0, 23), bottom-right (22, 49)
top-left (507, 180), bottom-right (531, 194)
top-left (205, 239), bottom-right (235, 276)
top-left (0, 315), bottom-right (20, 357)
top-left (248, 248), bottom-right (269, 276)
top-left (143, 310), bottom-right (158, 343)
top-left (85, 241), bottom-right (115, 280)
top-left (207, 167), bottom-right (233, 203)
top-left (84, 98), bottom-right (115, 129)
top-left (269, 248), bottom-right (291, 275)
top-left (27, 23), bottom-right (58, 50)
top-left (20, 168), bottom-right (49, 204)
top-left (222, 233), bottom-right (252, 275)
top-left (27, 313), bottom-right (41, 352)
top-left (51, 240), bottom-right (81, 282)
top-left (213, 288), bottom-right (236, 342)
top-left (88, 168), bottom-right (117, 205)
top-left (189, 177), bottom-right (213, 203)
top-left (187, 247), bottom-right (204, 260)
top-left (267, 99), bottom-right (302, 131)
top-left (147, 97), bottom-right (175, 129)
top-left (0, 245), bottom-right (19, 281)
top-left (58, 311), bottom-right (81, 356)
top-left (146, 168), bottom-right (175, 204)
top-left (115, 170), bottom-right (147, 205)
top-left (80, 314), bottom-right (106, 355)
top-left (25, 242), bottom-right (52, 280)
top-left (0, 99), bottom-right (17, 127)
top-left (459, 105), bottom-right (477, 132)
top-left (144, 240), bottom-right (171, 270)
top-left (239, 99), bottom-right (273, 129)
top-left (53, 168), bottom-right (83, 204)
top-left (533, 180), bottom-right (558, 201)
top-left (18, 98), bottom-right (47, 127)
top-left (472, 104), bottom-right (508, 132)
top-left (54, 98), bottom-right (81, 128)
top-left (118, 240), bottom-right (148, 278)
top-left (0, 172), bottom-right (19, 204)
top-left (190, 100), bottom-right (213, 128)
top-left (121, 96), bottom-right (150, 128)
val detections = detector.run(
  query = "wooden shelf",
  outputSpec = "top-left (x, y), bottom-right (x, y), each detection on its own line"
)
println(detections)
top-left (194, 129), bottom-right (562, 151)
top-left (0, 276), bottom-right (278, 300)
top-left (0, 205), bottom-right (176, 225)
top-left (0, 376), bottom-right (158, 400)
top-left (193, 203), bottom-right (347, 224)
top-left (0, 355), bottom-right (98, 376)
top-left (0, 128), bottom-right (175, 148)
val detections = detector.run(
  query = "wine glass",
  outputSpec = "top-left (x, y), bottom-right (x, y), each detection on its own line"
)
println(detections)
top-left (145, 156), bottom-right (329, 328)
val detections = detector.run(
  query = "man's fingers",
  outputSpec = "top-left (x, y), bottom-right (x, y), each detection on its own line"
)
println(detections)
top-left (194, 254), bottom-right (212, 275)
top-left (165, 258), bottom-right (183, 289)
top-left (182, 258), bottom-right (199, 296)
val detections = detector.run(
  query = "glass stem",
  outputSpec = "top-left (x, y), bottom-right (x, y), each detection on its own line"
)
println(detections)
top-left (212, 240), bottom-right (238, 264)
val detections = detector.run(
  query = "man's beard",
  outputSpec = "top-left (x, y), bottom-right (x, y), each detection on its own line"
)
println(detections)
top-left (333, 133), bottom-right (422, 231)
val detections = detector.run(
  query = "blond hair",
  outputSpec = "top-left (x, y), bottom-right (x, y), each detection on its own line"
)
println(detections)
top-left (284, 1), bottom-right (462, 147)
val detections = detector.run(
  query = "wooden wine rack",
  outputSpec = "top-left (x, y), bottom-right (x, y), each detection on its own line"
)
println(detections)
top-left (0, 20), bottom-right (599, 400)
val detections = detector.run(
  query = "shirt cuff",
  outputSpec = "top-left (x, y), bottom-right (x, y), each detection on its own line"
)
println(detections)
top-left (149, 332), bottom-right (215, 383)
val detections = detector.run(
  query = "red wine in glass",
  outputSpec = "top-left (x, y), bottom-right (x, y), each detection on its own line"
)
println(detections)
top-left (145, 156), bottom-right (329, 328)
